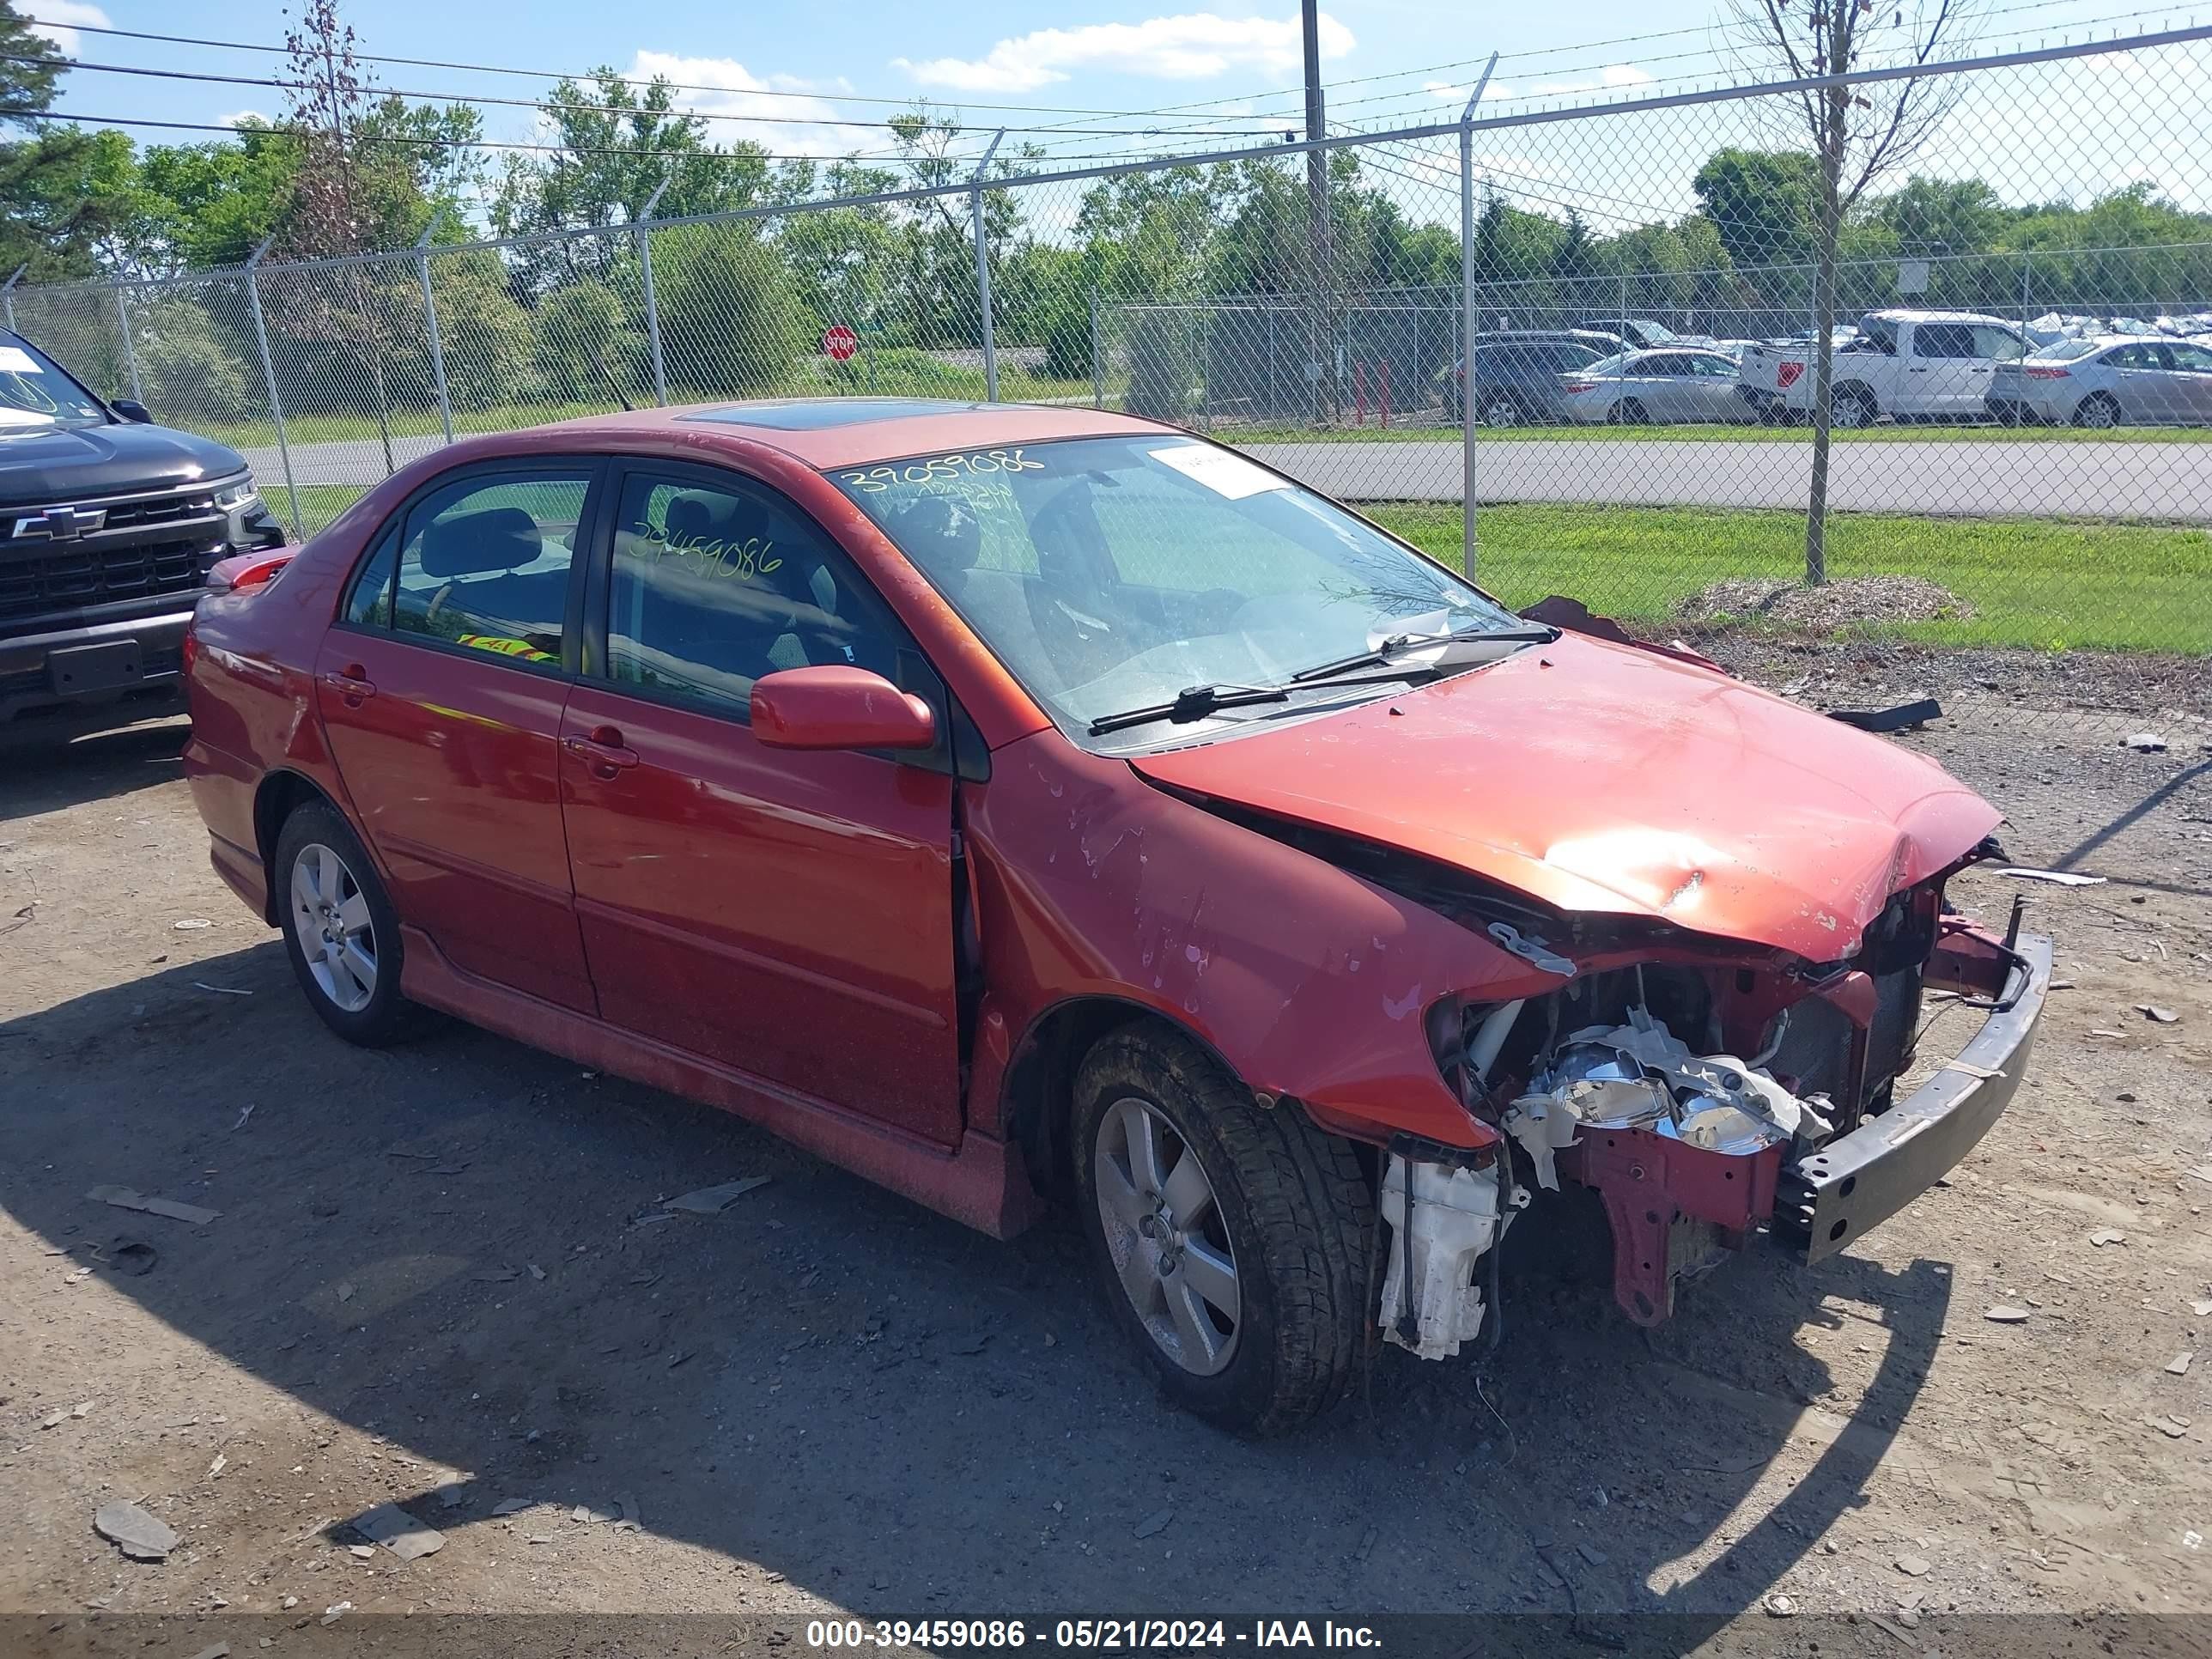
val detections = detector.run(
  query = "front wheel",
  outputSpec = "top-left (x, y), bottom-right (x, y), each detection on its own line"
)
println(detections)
top-left (1072, 1025), bottom-right (1374, 1435)
top-left (1479, 394), bottom-right (1525, 428)
top-left (2073, 392), bottom-right (2121, 430)
top-left (275, 799), bottom-right (415, 1046)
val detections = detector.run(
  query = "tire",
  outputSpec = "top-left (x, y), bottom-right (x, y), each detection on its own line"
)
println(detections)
top-left (274, 799), bottom-right (415, 1046)
top-left (1071, 1024), bottom-right (1374, 1436)
top-left (1479, 394), bottom-right (1525, 428)
top-left (1616, 397), bottom-right (1650, 425)
top-left (2073, 392), bottom-right (2120, 430)
top-left (1830, 384), bottom-right (1878, 429)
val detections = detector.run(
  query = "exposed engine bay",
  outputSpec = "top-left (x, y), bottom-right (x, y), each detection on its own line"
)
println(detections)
top-left (1376, 873), bottom-right (2044, 1362)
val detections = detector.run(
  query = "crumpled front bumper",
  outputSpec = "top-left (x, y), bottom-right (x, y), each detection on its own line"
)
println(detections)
top-left (1788, 933), bottom-right (2051, 1266)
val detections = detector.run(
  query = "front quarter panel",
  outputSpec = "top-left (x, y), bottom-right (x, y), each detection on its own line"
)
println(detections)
top-left (964, 732), bottom-right (1559, 1149)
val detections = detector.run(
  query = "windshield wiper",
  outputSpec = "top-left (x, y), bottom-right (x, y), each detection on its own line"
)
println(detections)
top-left (1087, 681), bottom-right (1290, 736)
top-left (1287, 623), bottom-right (1559, 685)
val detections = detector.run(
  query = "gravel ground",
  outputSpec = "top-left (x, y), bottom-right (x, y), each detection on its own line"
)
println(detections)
top-left (1676, 575), bottom-right (1974, 629)
top-left (1, 702), bottom-right (2208, 1658)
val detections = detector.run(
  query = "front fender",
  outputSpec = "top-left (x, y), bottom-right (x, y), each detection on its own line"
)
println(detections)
top-left (963, 732), bottom-right (1563, 1148)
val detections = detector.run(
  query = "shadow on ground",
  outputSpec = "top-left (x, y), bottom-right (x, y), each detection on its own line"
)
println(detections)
top-left (2, 926), bottom-right (1956, 1634)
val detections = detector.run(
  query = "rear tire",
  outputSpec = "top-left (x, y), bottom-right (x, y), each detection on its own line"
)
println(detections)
top-left (1830, 384), bottom-right (1878, 429)
top-left (1616, 397), bottom-right (1650, 425)
top-left (1071, 1025), bottom-right (1374, 1436)
top-left (1479, 393), bottom-right (1525, 428)
top-left (274, 799), bottom-right (415, 1047)
top-left (2073, 392), bottom-right (2121, 429)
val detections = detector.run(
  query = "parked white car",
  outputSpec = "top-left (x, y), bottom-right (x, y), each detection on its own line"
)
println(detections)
top-left (1986, 333), bottom-right (2212, 427)
top-left (1735, 309), bottom-right (2030, 427)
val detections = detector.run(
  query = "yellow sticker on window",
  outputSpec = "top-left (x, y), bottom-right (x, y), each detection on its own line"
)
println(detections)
top-left (455, 632), bottom-right (556, 663)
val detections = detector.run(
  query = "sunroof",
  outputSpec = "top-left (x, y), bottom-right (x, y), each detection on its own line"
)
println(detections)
top-left (677, 399), bottom-right (989, 431)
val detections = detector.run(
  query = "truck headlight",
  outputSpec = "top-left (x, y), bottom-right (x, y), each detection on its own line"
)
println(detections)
top-left (211, 474), bottom-right (259, 512)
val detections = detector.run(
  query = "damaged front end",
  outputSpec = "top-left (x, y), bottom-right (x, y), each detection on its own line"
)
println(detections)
top-left (1379, 876), bottom-right (2051, 1357)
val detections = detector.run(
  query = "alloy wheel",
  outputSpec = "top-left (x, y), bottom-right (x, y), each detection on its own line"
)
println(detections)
top-left (290, 842), bottom-right (378, 1013)
top-left (1092, 1096), bottom-right (1241, 1376)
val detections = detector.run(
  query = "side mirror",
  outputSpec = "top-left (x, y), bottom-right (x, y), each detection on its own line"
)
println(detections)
top-left (750, 665), bottom-right (937, 753)
top-left (111, 398), bottom-right (153, 423)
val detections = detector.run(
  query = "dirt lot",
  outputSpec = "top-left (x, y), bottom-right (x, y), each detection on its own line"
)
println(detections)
top-left (2, 695), bottom-right (2209, 1657)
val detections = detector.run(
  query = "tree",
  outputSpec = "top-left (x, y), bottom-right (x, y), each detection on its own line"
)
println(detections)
top-left (0, 2), bottom-right (130, 280)
top-left (651, 223), bottom-right (806, 398)
top-left (1724, 0), bottom-right (1982, 584)
top-left (1692, 148), bottom-right (1821, 283)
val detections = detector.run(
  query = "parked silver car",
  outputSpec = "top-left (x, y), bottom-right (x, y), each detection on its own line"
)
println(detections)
top-left (1987, 333), bottom-right (2212, 427)
top-left (1559, 348), bottom-right (1753, 424)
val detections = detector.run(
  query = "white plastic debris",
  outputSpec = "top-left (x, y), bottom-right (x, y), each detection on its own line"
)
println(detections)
top-left (1378, 1155), bottom-right (1511, 1360)
top-left (1994, 866), bottom-right (2106, 887)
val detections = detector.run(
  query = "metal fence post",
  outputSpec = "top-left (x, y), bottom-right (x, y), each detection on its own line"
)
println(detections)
top-left (636, 176), bottom-right (671, 407)
top-left (417, 212), bottom-right (454, 446)
top-left (1458, 56), bottom-right (1497, 579)
top-left (1, 264), bottom-right (24, 333)
top-left (1088, 286), bottom-right (1103, 409)
top-left (971, 130), bottom-right (1006, 402)
top-left (246, 236), bottom-right (305, 539)
top-left (114, 283), bottom-right (144, 404)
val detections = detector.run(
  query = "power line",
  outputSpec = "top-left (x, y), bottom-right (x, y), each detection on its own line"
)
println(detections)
top-left (21, 51), bottom-right (1302, 140)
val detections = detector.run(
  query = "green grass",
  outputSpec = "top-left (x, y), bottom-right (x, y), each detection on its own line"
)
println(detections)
top-left (1369, 501), bottom-right (2212, 654)
top-left (1225, 421), bottom-right (2212, 444)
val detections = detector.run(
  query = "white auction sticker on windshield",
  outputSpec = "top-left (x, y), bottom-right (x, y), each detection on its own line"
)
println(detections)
top-left (0, 347), bottom-right (40, 374)
top-left (1151, 444), bottom-right (1288, 500)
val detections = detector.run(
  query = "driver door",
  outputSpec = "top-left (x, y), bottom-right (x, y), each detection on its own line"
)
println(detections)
top-left (556, 461), bottom-right (965, 1146)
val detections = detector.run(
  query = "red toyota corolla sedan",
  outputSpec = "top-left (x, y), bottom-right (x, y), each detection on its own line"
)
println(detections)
top-left (183, 399), bottom-right (2049, 1433)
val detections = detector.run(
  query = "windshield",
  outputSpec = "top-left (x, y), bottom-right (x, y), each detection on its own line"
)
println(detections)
top-left (0, 337), bottom-right (111, 432)
top-left (835, 435), bottom-right (1523, 740)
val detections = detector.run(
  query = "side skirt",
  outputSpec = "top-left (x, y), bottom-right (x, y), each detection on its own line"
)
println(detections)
top-left (397, 924), bottom-right (1046, 1240)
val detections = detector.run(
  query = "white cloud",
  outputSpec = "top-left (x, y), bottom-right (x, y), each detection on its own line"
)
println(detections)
top-left (1425, 77), bottom-right (1518, 106)
top-left (1529, 64), bottom-right (1656, 98)
top-left (20, 0), bottom-right (109, 56)
top-left (217, 109), bottom-right (269, 128)
top-left (892, 9), bottom-right (1354, 93)
top-left (623, 51), bottom-right (877, 159)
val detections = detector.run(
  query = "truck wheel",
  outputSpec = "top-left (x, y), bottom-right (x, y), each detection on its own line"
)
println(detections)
top-left (2073, 392), bottom-right (2120, 429)
top-left (1830, 385), bottom-right (1878, 429)
top-left (1072, 1025), bottom-right (1374, 1436)
top-left (275, 800), bottom-right (415, 1046)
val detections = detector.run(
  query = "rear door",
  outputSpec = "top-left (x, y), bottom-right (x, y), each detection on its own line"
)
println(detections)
top-left (1902, 321), bottom-right (1979, 416)
top-left (1635, 352), bottom-right (1697, 421)
top-left (2103, 343), bottom-right (2166, 421)
top-left (557, 460), bottom-right (964, 1145)
top-left (1686, 351), bottom-right (1746, 421)
top-left (315, 461), bottom-right (601, 1012)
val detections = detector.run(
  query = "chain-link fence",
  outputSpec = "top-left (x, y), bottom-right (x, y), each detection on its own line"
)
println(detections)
top-left (8, 23), bottom-right (2208, 731)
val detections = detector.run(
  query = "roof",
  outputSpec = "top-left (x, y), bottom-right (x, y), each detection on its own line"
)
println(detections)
top-left (512, 398), bottom-right (1167, 469)
top-left (1864, 308), bottom-right (2015, 326)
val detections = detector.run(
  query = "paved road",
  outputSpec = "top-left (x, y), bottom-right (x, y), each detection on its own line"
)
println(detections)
top-left (245, 431), bottom-right (2212, 521)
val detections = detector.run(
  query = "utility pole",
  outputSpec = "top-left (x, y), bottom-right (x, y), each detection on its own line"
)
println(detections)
top-left (1301, 0), bottom-right (1333, 422)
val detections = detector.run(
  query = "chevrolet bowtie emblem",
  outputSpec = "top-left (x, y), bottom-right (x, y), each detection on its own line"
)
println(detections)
top-left (13, 505), bottom-right (106, 540)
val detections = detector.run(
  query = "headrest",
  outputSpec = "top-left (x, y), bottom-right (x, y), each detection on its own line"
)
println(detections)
top-left (663, 491), bottom-right (732, 547)
top-left (417, 507), bottom-right (542, 579)
top-left (894, 494), bottom-right (981, 573)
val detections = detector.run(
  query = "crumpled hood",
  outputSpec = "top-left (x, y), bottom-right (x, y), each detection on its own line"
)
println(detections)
top-left (1130, 632), bottom-right (2000, 960)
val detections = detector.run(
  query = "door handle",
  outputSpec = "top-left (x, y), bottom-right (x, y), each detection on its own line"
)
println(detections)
top-left (319, 667), bottom-right (376, 701)
top-left (563, 726), bottom-right (639, 775)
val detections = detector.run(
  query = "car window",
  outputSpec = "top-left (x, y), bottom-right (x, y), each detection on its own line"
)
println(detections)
top-left (2105, 343), bottom-right (2156, 368)
top-left (2167, 342), bottom-right (2212, 371)
top-left (389, 471), bottom-right (588, 672)
top-left (1911, 323), bottom-right (1977, 359)
top-left (835, 436), bottom-right (1522, 743)
top-left (342, 526), bottom-right (398, 628)
top-left (1692, 354), bottom-right (1737, 377)
top-left (601, 470), bottom-right (905, 718)
top-left (1972, 325), bottom-right (2026, 361)
top-left (1641, 353), bottom-right (1689, 376)
top-left (1547, 343), bottom-right (1604, 368)
top-left (0, 333), bottom-right (112, 430)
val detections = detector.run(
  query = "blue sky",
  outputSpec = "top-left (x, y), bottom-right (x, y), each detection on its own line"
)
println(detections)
top-left (22, 0), bottom-right (2208, 225)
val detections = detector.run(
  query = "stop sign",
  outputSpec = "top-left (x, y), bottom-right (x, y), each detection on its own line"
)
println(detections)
top-left (823, 325), bottom-right (859, 362)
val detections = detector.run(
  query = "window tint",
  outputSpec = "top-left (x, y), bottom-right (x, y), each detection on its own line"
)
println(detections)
top-left (603, 471), bottom-right (905, 717)
top-left (343, 527), bottom-right (398, 628)
top-left (2167, 342), bottom-right (2212, 371)
top-left (1911, 323), bottom-right (1977, 359)
top-left (1642, 353), bottom-right (1691, 376)
top-left (2106, 343), bottom-right (2157, 368)
top-left (1692, 353), bottom-right (1737, 377)
top-left (391, 471), bottom-right (587, 672)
